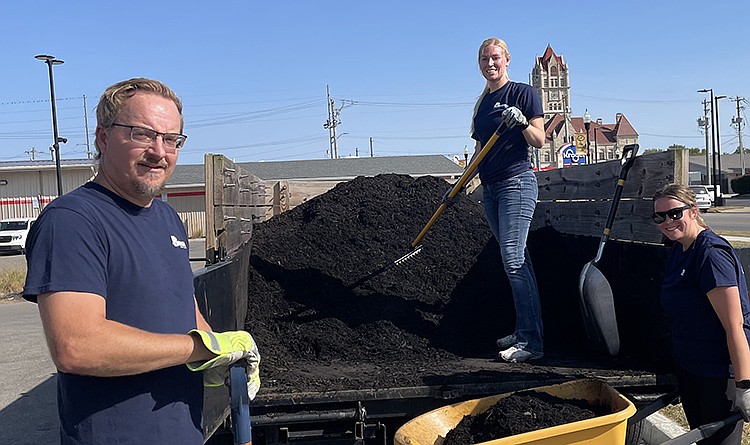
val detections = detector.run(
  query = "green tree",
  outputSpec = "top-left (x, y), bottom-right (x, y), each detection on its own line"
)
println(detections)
top-left (666, 144), bottom-right (704, 155)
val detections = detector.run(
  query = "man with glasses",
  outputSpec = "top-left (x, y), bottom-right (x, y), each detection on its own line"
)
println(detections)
top-left (23, 78), bottom-right (259, 444)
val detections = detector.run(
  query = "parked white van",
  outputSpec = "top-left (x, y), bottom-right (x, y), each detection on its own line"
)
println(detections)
top-left (0, 217), bottom-right (37, 254)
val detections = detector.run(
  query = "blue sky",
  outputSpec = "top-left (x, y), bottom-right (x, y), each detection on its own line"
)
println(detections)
top-left (1, 1), bottom-right (749, 165)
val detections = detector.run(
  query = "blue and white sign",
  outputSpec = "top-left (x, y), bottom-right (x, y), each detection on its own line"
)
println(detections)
top-left (560, 143), bottom-right (587, 166)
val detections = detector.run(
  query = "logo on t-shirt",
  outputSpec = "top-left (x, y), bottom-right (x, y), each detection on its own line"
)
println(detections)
top-left (171, 235), bottom-right (187, 249)
top-left (493, 102), bottom-right (505, 109)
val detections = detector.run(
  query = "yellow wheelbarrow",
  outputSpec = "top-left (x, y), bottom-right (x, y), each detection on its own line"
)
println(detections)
top-left (394, 378), bottom-right (742, 445)
top-left (393, 379), bottom-right (635, 445)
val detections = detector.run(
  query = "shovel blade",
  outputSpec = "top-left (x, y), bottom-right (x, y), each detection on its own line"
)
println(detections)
top-left (578, 262), bottom-right (620, 356)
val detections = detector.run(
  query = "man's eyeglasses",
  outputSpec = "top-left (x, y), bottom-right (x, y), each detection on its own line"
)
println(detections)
top-left (110, 123), bottom-right (187, 151)
top-left (652, 204), bottom-right (692, 224)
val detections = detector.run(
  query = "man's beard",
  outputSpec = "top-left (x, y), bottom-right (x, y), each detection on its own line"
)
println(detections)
top-left (131, 173), bottom-right (166, 199)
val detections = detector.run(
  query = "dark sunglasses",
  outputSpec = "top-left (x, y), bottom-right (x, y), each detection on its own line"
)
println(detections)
top-left (652, 204), bottom-right (692, 224)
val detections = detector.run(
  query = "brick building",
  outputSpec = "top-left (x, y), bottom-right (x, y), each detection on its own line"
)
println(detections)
top-left (530, 45), bottom-right (639, 169)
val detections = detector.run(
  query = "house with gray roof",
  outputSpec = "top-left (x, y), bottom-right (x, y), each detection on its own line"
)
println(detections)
top-left (166, 154), bottom-right (464, 187)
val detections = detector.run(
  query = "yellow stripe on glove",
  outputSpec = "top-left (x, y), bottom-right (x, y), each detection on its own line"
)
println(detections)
top-left (186, 330), bottom-right (261, 399)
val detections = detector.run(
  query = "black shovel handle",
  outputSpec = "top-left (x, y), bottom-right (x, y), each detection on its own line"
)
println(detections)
top-left (591, 143), bottom-right (639, 265)
top-left (601, 143), bottom-right (639, 239)
top-left (661, 412), bottom-right (742, 445)
top-left (627, 390), bottom-right (680, 426)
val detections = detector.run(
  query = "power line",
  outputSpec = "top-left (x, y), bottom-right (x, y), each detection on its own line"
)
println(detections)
top-left (0, 96), bottom-right (84, 106)
top-left (573, 93), bottom-right (694, 104)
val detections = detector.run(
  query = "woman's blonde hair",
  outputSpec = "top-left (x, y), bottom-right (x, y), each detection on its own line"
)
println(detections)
top-left (652, 183), bottom-right (709, 229)
top-left (471, 38), bottom-right (511, 134)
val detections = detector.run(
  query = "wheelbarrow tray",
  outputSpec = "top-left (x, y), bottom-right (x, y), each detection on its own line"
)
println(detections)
top-left (393, 378), bottom-right (636, 445)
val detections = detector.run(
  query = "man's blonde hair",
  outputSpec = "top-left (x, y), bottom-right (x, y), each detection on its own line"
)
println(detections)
top-left (94, 78), bottom-right (183, 157)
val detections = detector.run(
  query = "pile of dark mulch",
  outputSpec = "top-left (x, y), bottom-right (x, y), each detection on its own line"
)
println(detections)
top-left (244, 173), bottom-right (670, 394)
top-left (442, 391), bottom-right (609, 445)
top-left (246, 174), bottom-right (511, 392)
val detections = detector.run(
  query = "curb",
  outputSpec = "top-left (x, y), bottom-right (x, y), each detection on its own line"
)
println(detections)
top-left (641, 412), bottom-right (690, 444)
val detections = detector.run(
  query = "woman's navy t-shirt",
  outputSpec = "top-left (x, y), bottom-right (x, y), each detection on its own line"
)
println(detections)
top-left (471, 81), bottom-right (543, 184)
top-left (661, 229), bottom-right (750, 377)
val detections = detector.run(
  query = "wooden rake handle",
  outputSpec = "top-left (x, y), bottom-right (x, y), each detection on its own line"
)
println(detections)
top-left (411, 127), bottom-right (504, 248)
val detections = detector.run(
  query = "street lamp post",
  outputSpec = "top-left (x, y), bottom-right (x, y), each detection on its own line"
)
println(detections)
top-left (714, 95), bottom-right (727, 205)
top-left (35, 54), bottom-right (65, 197)
top-left (583, 109), bottom-right (591, 164)
top-left (698, 89), bottom-right (720, 205)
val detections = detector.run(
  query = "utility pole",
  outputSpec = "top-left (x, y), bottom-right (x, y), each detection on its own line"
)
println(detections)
top-left (697, 99), bottom-right (711, 185)
top-left (731, 96), bottom-right (746, 175)
top-left (25, 147), bottom-right (38, 161)
top-left (83, 95), bottom-right (92, 159)
top-left (323, 85), bottom-right (341, 159)
top-left (369, 137), bottom-right (374, 157)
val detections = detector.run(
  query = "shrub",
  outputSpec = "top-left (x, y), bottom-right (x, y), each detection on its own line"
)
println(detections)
top-left (731, 175), bottom-right (750, 195)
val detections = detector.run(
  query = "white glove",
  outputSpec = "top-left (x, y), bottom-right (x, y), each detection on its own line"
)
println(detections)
top-left (734, 387), bottom-right (750, 421)
top-left (500, 105), bottom-right (529, 130)
top-left (202, 360), bottom-right (261, 400)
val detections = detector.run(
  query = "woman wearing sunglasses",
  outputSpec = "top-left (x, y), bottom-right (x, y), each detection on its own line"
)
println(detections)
top-left (654, 183), bottom-right (750, 444)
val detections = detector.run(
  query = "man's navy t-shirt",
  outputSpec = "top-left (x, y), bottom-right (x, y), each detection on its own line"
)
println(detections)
top-left (23, 182), bottom-right (203, 444)
top-left (471, 81), bottom-right (543, 184)
top-left (661, 229), bottom-right (750, 377)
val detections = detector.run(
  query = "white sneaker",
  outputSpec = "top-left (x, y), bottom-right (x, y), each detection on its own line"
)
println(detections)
top-left (496, 334), bottom-right (517, 350)
top-left (499, 344), bottom-right (543, 363)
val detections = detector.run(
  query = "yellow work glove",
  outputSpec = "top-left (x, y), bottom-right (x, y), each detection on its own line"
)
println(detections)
top-left (187, 330), bottom-right (261, 399)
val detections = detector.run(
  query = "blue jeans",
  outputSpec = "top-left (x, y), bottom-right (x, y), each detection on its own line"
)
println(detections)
top-left (482, 170), bottom-right (543, 353)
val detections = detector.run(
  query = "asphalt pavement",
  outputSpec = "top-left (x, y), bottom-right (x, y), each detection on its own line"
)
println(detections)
top-left (0, 301), bottom-right (58, 444)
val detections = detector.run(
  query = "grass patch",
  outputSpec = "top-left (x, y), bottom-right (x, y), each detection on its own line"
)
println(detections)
top-left (0, 268), bottom-right (25, 294)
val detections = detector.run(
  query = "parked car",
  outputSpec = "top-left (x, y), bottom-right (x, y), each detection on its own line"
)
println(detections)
top-left (689, 185), bottom-right (713, 212)
top-left (0, 217), bottom-right (36, 254)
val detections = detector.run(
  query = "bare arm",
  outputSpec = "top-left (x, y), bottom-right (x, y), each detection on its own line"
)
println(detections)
top-left (707, 286), bottom-right (750, 380)
top-left (38, 291), bottom-right (216, 377)
top-left (194, 298), bottom-right (212, 331)
top-left (522, 116), bottom-right (545, 148)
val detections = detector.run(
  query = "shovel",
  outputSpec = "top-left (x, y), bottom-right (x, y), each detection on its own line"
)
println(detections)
top-left (578, 143), bottom-right (639, 356)
top-left (349, 124), bottom-right (506, 289)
